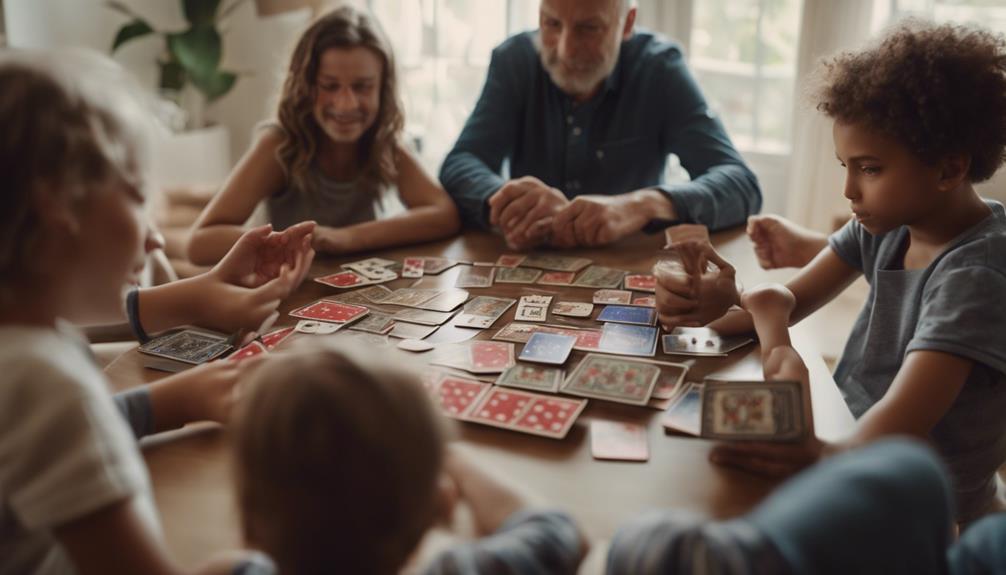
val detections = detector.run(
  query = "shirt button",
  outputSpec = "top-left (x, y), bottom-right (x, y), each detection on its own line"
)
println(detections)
top-left (596, 150), bottom-right (605, 159)
top-left (572, 126), bottom-right (582, 136)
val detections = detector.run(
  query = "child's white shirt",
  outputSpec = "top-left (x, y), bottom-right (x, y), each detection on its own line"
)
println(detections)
top-left (0, 323), bottom-right (158, 574)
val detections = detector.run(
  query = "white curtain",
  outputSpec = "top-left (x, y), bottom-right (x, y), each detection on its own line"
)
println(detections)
top-left (785, 0), bottom-right (876, 232)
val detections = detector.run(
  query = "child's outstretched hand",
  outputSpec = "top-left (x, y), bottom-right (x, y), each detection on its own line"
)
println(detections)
top-left (213, 221), bottom-right (316, 289)
top-left (747, 215), bottom-right (827, 270)
top-left (148, 356), bottom-right (264, 431)
top-left (655, 240), bottom-right (739, 329)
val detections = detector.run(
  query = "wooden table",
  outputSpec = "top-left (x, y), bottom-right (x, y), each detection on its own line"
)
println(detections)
top-left (104, 229), bottom-right (855, 571)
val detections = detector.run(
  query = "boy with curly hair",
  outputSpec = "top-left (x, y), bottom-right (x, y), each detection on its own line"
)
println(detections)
top-left (655, 18), bottom-right (1006, 526)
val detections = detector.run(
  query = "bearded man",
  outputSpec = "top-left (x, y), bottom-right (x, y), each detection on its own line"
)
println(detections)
top-left (439, 0), bottom-right (762, 249)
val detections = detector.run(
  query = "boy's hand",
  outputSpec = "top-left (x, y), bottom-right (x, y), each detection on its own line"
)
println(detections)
top-left (709, 436), bottom-right (832, 479)
top-left (148, 356), bottom-right (264, 431)
top-left (747, 215), bottom-right (828, 270)
top-left (655, 240), bottom-right (739, 329)
top-left (214, 221), bottom-right (316, 288)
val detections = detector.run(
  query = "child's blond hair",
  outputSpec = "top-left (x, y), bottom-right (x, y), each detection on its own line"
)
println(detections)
top-left (232, 339), bottom-right (450, 575)
top-left (0, 49), bottom-right (152, 295)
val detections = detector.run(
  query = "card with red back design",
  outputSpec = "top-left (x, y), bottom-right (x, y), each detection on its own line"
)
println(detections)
top-left (229, 341), bottom-right (267, 362)
top-left (623, 274), bottom-right (657, 293)
top-left (289, 300), bottom-right (369, 323)
top-left (433, 375), bottom-right (491, 418)
top-left (402, 257), bottom-right (425, 278)
top-left (495, 254), bottom-right (527, 268)
top-left (315, 270), bottom-right (372, 289)
top-left (537, 271), bottom-right (577, 286)
top-left (468, 341), bottom-right (516, 374)
top-left (590, 420), bottom-right (650, 461)
top-left (260, 326), bottom-right (295, 350)
top-left (510, 395), bottom-right (587, 439)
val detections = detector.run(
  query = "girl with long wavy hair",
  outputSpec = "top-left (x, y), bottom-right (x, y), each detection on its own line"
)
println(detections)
top-left (188, 6), bottom-right (459, 264)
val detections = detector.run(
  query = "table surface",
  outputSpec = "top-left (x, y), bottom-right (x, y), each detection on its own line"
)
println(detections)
top-left (104, 228), bottom-right (855, 570)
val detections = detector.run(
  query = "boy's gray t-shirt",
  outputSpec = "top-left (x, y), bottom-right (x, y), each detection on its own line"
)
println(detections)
top-left (829, 199), bottom-right (1006, 522)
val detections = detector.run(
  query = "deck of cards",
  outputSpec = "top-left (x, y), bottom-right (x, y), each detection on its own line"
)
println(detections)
top-left (138, 329), bottom-right (232, 365)
top-left (700, 380), bottom-right (808, 441)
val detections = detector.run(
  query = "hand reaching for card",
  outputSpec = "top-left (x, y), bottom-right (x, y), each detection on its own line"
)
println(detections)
top-left (747, 215), bottom-right (828, 270)
top-left (213, 221), bottom-right (316, 289)
top-left (148, 356), bottom-right (263, 430)
top-left (655, 240), bottom-right (739, 329)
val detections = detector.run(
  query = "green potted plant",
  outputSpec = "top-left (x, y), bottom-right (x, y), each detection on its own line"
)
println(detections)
top-left (108, 0), bottom-right (247, 129)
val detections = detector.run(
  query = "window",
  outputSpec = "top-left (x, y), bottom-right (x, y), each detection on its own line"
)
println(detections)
top-left (365, 0), bottom-right (539, 169)
top-left (688, 0), bottom-right (803, 155)
top-left (882, 0), bottom-right (1006, 33)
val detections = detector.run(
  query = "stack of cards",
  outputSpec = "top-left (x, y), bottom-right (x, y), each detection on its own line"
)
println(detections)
top-left (455, 296), bottom-right (516, 329)
top-left (139, 329), bottom-right (233, 365)
top-left (700, 380), bottom-right (807, 441)
top-left (496, 364), bottom-right (564, 393)
top-left (663, 224), bottom-right (710, 248)
top-left (518, 332), bottom-right (576, 365)
top-left (289, 299), bottom-right (369, 325)
top-left (623, 274), bottom-right (657, 293)
top-left (514, 295), bottom-right (552, 322)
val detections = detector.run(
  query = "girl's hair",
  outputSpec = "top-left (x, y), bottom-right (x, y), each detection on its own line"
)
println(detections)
top-left (232, 339), bottom-right (449, 575)
top-left (811, 19), bottom-right (1006, 182)
top-left (276, 6), bottom-right (405, 195)
top-left (0, 50), bottom-right (151, 292)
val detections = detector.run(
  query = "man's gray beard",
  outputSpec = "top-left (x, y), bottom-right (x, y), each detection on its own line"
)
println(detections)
top-left (536, 36), bottom-right (621, 98)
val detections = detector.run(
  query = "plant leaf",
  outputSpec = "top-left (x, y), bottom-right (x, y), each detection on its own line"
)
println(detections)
top-left (111, 19), bottom-right (154, 52)
top-left (191, 70), bottom-right (237, 102)
top-left (158, 59), bottom-right (186, 92)
top-left (167, 25), bottom-right (222, 79)
top-left (182, 0), bottom-right (222, 26)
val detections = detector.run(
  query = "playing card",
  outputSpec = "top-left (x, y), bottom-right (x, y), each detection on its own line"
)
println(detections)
top-left (496, 364), bottom-right (564, 393)
top-left (138, 329), bottom-right (232, 365)
top-left (495, 254), bottom-right (527, 268)
top-left (294, 320), bottom-right (342, 335)
top-left (343, 258), bottom-right (397, 279)
top-left (345, 257), bottom-right (396, 269)
top-left (593, 289), bottom-right (633, 305)
top-left (596, 305), bottom-right (657, 326)
top-left (661, 327), bottom-right (753, 357)
top-left (664, 224), bottom-right (710, 248)
top-left (467, 388), bottom-right (586, 439)
top-left (289, 300), bottom-right (369, 324)
top-left (393, 308), bottom-right (456, 326)
top-left (381, 288), bottom-right (442, 307)
top-left (661, 382), bottom-right (703, 436)
top-left (432, 375), bottom-right (492, 418)
top-left (388, 322), bottom-right (438, 340)
top-left (651, 361), bottom-right (690, 400)
top-left (591, 421), bottom-right (649, 462)
top-left (623, 274), bottom-right (657, 293)
top-left (562, 354), bottom-right (661, 405)
top-left (551, 301), bottom-right (594, 318)
top-left (259, 326), bottom-right (295, 350)
top-left (455, 296), bottom-right (515, 329)
top-left (537, 271), bottom-right (577, 286)
top-left (495, 267), bottom-right (543, 284)
top-left (572, 266), bottom-right (626, 289)
top-left (597, 323), bottom-right (659, 357)
top-left (456, 266), bottom-right (494, 288)
top-left (518, 332), bottom-right (576, 365)
top-left (229, 341), bottom-right (267, 362)
top-left (491, 323), bottom-right (601, 351)
top-left (349, 311), bottom-right (396, 334)
top-left (329, 285), bottom-right (392, 306)
top-left (402, 257), bottom-right (425, 278)
top-left (421, 257), bottom-right (456, 275)
top-left (491, 322), bottom-right (539, 343)
top-left (418, 289), bottom-right (470, 312)
top-left (521, 254), bottom-right (592, 272)
top-left (631, 295), bottom-right (656, 308)
top-left (315, 270), bottom-right (374, 289)
top-left (397, 338), bottom-right (435, 352)
top-left (468, 341), bottom-right (516, 373)
top-left (514, 295), bottom-right (552, 323)
top-left (701, 380), bottom-right (806, 441)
